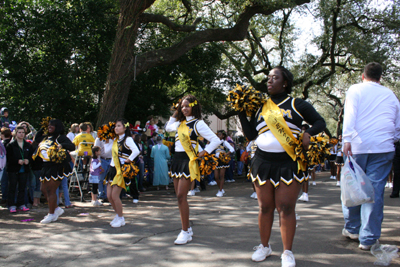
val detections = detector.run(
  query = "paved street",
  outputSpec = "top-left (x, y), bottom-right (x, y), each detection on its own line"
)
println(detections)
top-left (1, 172), bottom-right (399, 267)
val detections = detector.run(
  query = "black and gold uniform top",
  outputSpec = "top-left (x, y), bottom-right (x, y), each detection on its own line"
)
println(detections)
top-left (239, 92), bottom-right (326, 153)
top-left (165, 115), bottom-right (221, 154)
top-left (174, 118), bottom-right (201, 147)
top-left (33, 130), bottom-right (75, 163)
top-left (109, 134), bottom-right (140, 167)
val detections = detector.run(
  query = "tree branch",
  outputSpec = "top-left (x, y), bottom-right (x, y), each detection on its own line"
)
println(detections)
top-left (140, 13), bottom-right (201, 32)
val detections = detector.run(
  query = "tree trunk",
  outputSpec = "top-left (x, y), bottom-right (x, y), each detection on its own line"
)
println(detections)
top-left (336, 107), bottom-right (344, 137)
top-left (96, 0), bottom-right (155, 126)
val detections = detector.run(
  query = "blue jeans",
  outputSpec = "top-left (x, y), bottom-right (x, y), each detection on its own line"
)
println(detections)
top-left (237, 161), bottom-right (244, 175)
top-left (56, 177), bottom-right (71, 206)
top-left (1, 168), bottom-right (8, 201)
top-left (207, 171), bottom-right (215, 183)
top-left (98, 158), bottom-right (111, 199)
top-left (342, 152), bottom-right (395, 245)
top-left (32, 170), bottom-right (42, 198)
top-left (225, 159), bottom-right (235, 181)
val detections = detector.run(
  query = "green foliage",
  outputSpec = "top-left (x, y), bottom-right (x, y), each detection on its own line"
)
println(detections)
top-left (0, 0), bottom-right (118, 128)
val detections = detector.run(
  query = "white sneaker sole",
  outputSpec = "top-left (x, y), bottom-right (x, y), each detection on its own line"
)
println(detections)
top-left (174, 236), bottom-right (192, 245)
top-left (111, 221), bottom-right (126, 228)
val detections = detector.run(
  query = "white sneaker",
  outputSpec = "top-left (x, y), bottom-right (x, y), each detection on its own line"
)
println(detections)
top-left (389, 183), bottom-right (393, 188)
top-left (193, 187), bottom-right (200, 193)
top-left (40, 213), bottom-right (58, 224)
top-left (312, 181), bottom-right (316, 186)
top-left (330, 176), bottom-right (336, 180)
top-left (188, 227), bottom-right (193, 236)
top-left (111, 216), bottom-right (125, 228)
top-left (174, 230), bottom-right (192, 245)
top-left (133, 199), bottom-right (139, 204)
top-left (230, 179), bottom-right (235, 183)
top-left (385, 182), bottom-right (390, 188)
top-left (110, 215), bottom-right (118, 225)
top-left (187, 190), bottom-right (195, 196)
top-left (281, 250), bottom-right (296, 267)
top-left (208, 182), bottom-right (213, 186)
top-left (336, 181), bottom-right (341, 187)
top-left (216, 190), bottom-right (224, 197)
top-left (222, 189), bottom-right (225, 194)
top-left (252, 244), bottom-right (272, 262)
top-left (92, 200), bottom-right (102, 207)
top-left (250, 192), bottom-right (257, 199)
top-left (342, 228), bottom-right (359, 240)
top-left (212, 181), bottom-right (217, 185)
top-left (54, 207), bottom-right (64, 218)
top-left (298, 193), bottom-right (309, 202)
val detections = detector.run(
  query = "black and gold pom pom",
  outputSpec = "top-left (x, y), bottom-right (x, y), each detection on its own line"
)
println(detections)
top-left (227, 84), bottom-right (266, 117)
top-left (294, 133), bottom-right (307, 164)
top-left (97, 122), bottom-right (116, 141)
top-left (47, 144), bottom-right (67, 164)
top-left (307, 134), bottom-right (331, 166)
top-left (121, 162), bottom-right (139, 180)
top-left (40, 117), bottom-right (53, 135)
top-left (195, 152), bottom-right (219, 176)
top-left (171, 99), bottom-right (182, 111)
top-left (219, 152), bottom-right (231, 165)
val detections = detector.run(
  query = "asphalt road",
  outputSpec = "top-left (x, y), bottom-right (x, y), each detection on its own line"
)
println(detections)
top-left (0, 171), bottom-right (399, 267)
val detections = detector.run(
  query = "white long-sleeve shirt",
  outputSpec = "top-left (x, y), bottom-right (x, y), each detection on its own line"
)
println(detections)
top-left (165, 116), bottom-right (220, 154)
top-left (343, 81), bottom-right (400, 154)
top-left (94, 137), bottom-right (113, 159)
top-left (110, 134), bottom-right (140, 167)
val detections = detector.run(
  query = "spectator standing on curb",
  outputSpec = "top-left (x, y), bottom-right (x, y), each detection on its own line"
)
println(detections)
top-left (342, 62), bottom-right (400, 250)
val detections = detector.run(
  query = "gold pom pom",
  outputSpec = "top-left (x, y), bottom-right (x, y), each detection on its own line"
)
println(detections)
top-left (47, 144), bottom-right (67, 164)
top-left (97, 122), bottom-right (116, 141)
top-left (218, 152), bottom-right (231, 165)
top-left (122, 162), bottom-right (139, 179)
top-left (307, 134), bottom-right (331, 166)
top-left (227, 84), bottom-right (266, 117)
top-left (40, 117), bottom-right (53, 135)
top-left (195, 152), bottom-right (219, 176)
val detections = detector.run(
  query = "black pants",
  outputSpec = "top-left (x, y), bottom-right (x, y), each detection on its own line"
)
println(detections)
top-left (129, 177), bottom-right (139, 200)
top-left (392, 155), bottom-right (400, 195)
top-left (8, 172), bottom-right (28, 207)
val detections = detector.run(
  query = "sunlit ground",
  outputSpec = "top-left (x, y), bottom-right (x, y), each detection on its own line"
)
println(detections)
top-left (0, 172), bottom-right (399, 267)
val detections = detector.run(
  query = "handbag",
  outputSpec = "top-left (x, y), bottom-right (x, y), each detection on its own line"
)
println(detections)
top-left (340, 156), bottom-right (375, 207)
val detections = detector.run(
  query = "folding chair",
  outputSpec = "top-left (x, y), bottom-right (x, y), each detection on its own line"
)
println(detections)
top-left (69, 141), bottom-right (94, 202)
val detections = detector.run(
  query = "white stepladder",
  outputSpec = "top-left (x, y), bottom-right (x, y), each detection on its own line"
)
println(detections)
top-left (68, 141), bottom-right (93, 202)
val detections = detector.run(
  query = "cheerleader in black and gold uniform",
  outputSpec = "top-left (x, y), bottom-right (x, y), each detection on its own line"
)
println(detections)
top-left (214, 130), bottom-right (234, 197)
top-left (34, 119), bottom-right (75, 224)
top-left (239, 67), bottom-right (325, 266)
top-left (105, 118), bottom-right (139, 228)
top-left (166, 95), bottom-right (220, 245)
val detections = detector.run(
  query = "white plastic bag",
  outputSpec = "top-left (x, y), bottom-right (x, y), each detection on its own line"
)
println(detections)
top-left (371, 242), bottom-right (399, 266)
top-left (340, 156), bottom-right (375, 207)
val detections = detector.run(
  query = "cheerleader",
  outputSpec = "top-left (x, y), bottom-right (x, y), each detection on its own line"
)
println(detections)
top-left (214, 130), bottom-right (235, 197)
top-left (34, 119), bottom-right (75, 224)
top-left (105, 119), bottom-right (140, 228)
top-left (166, 95), bottom-right (220, 245)
top-left (239, 66), bottom-right (325, 267)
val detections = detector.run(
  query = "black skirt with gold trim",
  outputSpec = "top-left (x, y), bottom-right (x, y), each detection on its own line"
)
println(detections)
top-left (249, 149), bottom-right (306, 188)
top-left (40, 161), bottom-right (72, 182)
top-left (105, 166), bottom-right (132, 187)
top-left (169, 152), bottom-right (190, 180)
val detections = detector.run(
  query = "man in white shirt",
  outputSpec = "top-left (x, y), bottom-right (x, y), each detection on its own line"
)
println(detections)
top-left (342, 62), bottom-right (400, 250)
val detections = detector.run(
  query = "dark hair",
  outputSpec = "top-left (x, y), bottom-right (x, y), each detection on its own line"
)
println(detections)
top-left (15, 126), bottom-right (26, 134)
top-left (364, 62), bottom-right (382, 81)
top-left (176, 94), bottom-right (202, 122)
top-left (141, 134), bottom-right (147, 142)
top-left (92, 146), bottom-right (101, 159)
top-left (151, 132), bottom-right (158, 138)
top-left (274, 66), bottom-right (294, 94)
top-left (134, 134), bottom-right (140, 143)
top-left (49, 119), bottom-right (65, 136)
top-left (218, 130), bottom-right (227, 140)
top-left (115, 118), bottom-right (131, 144)
top-left (79, 123), bottom-right (88, 131)
top-left (85, 122), bottom-right (94, 132)
top-left (1, 127), bottom-right (11, 138)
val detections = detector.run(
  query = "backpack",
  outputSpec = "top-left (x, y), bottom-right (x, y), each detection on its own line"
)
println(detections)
top-left (0, 142), bottom-right (6, 170)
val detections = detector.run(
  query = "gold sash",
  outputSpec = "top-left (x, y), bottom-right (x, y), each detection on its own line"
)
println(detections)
top-left (178, 120), bottom-right (201, 182)
top-left (261, 98), bottom-right (306, 171)
top-left (111, 139), bottom-right (126, 189)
